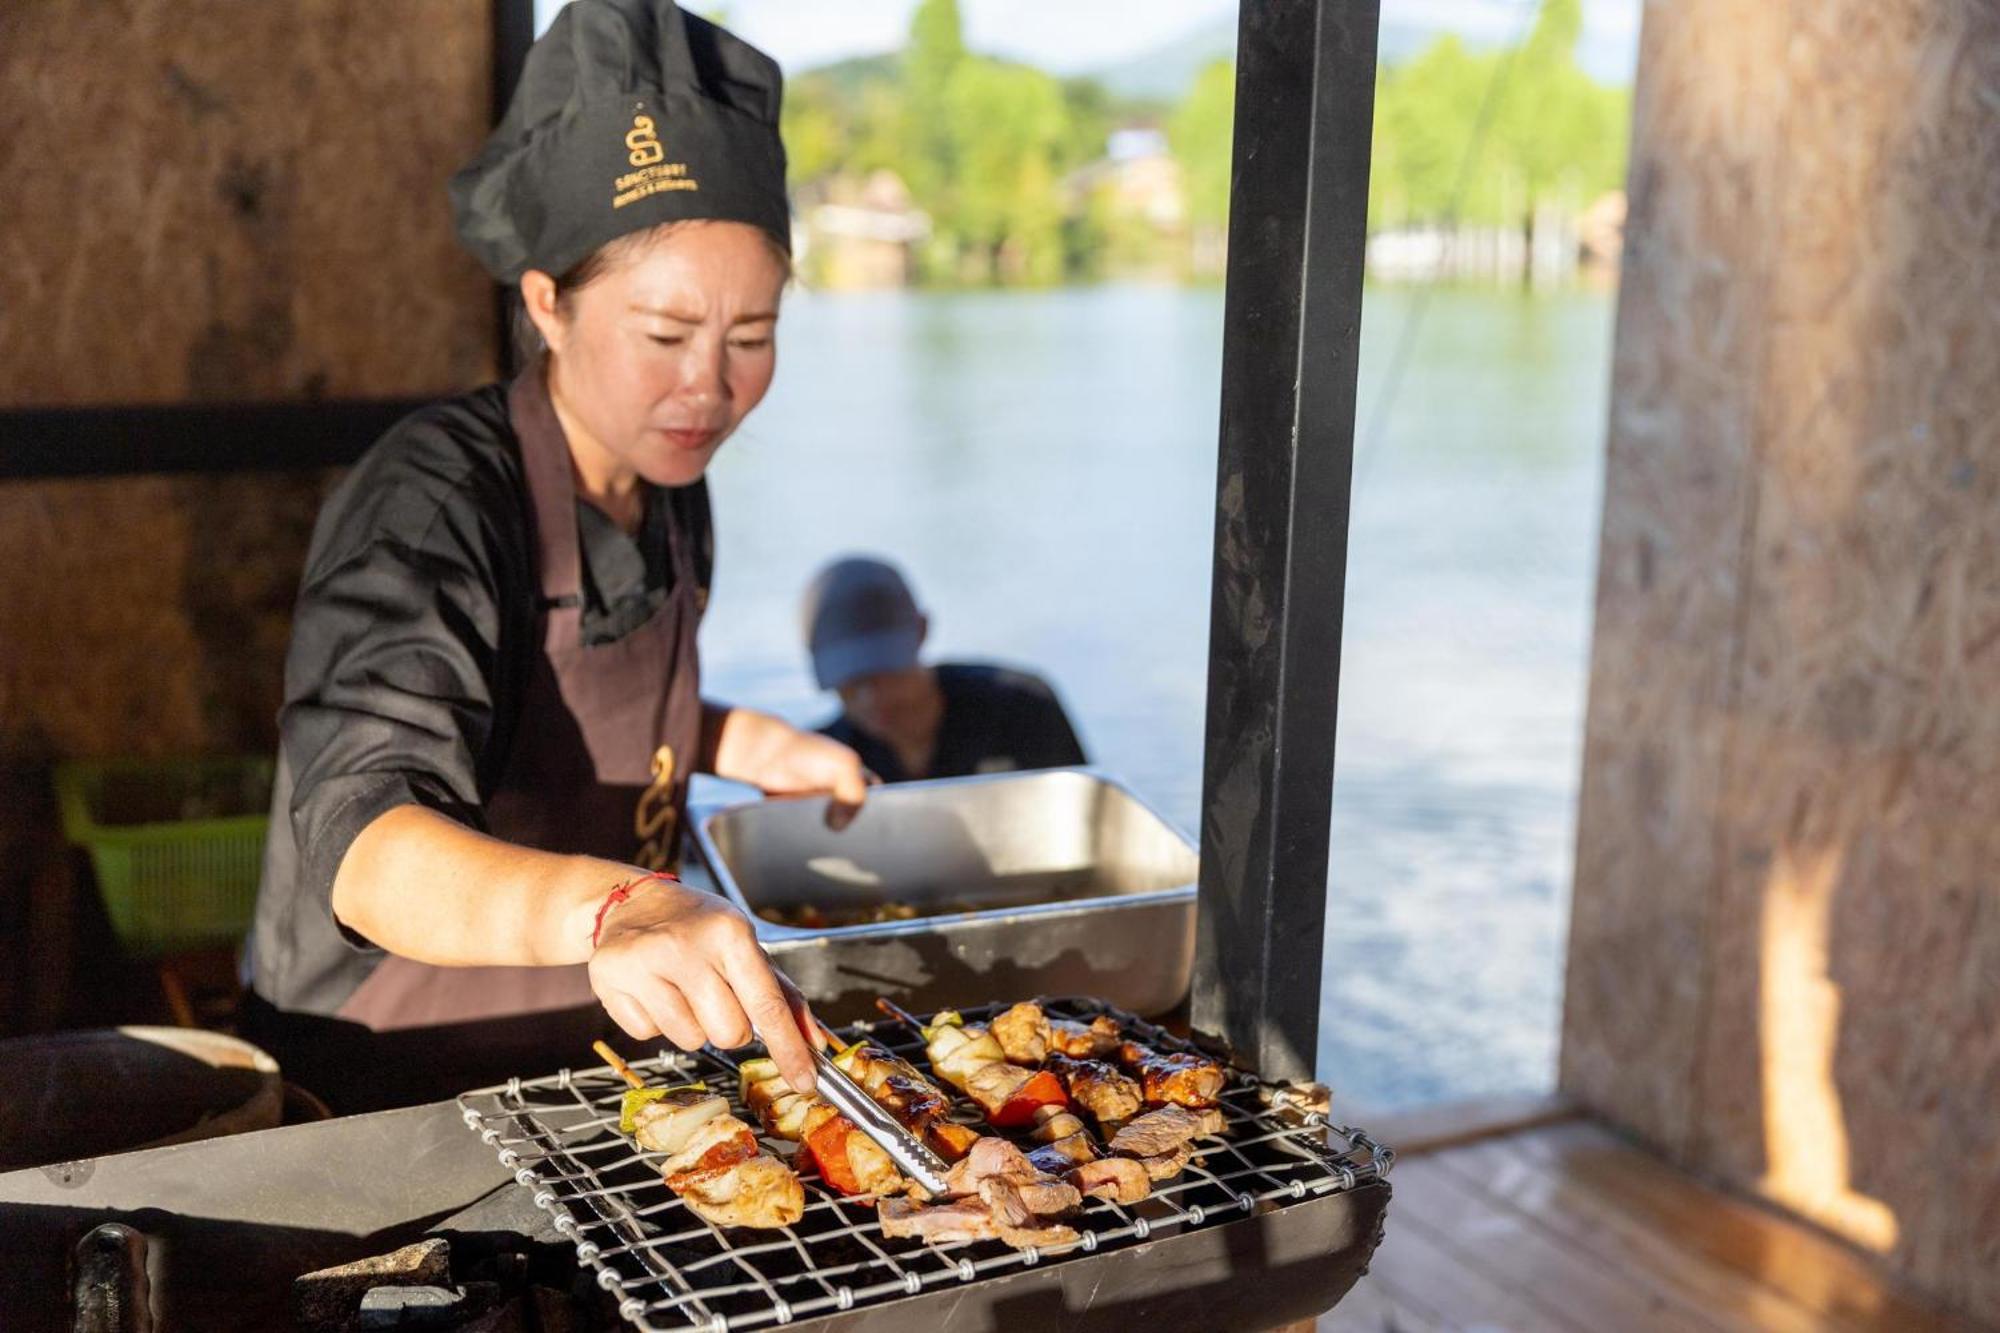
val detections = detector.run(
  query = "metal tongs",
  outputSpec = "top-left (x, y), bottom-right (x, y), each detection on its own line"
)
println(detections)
top-left (810, 1045), bottom-right (953, 1197)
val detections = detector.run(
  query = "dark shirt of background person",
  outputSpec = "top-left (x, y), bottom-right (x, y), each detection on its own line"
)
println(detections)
top-left (801, 556), bottom-right (1087, 783)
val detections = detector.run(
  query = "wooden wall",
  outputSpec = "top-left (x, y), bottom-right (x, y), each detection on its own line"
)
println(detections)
top-left (1563, 0), bottom-right (2000, 1320)
top-left (0, 0), bottom-right (498, 1028)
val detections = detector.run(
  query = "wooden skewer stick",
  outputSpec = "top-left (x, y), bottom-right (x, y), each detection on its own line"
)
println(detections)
top-left (874, 997), bottom-right (926, 1031)
top-left (593, 1039), bottom-right (645, 1091)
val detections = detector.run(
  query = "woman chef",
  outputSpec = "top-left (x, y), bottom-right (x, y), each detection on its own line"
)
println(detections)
top-left (243, 0), bottom-right (859, 1112)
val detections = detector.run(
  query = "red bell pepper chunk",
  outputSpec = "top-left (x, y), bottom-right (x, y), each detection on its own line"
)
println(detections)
top-left (988, 1070), bottom-right (1069, 1128)
top-left (803, 1115), bottom-right (867, 1195)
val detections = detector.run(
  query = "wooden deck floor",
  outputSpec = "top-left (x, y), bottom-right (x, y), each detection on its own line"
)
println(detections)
top-left (1321, 1112), bottom-right (1982, 1333)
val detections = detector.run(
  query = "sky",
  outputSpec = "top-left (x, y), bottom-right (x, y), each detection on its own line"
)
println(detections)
top-left (533, 0), bottom-right (1644, 86)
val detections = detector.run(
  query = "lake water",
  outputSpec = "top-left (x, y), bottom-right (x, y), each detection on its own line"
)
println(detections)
top-left (696, 282), bottom-right (1613, 1111)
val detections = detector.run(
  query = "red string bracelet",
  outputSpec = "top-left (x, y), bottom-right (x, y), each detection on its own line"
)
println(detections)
top-left (591, 871), bottom-right (678, 949)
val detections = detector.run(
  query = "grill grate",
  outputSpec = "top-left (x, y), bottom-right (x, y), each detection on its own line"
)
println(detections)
top-left (457, 998), bottom-right (1391, 1332)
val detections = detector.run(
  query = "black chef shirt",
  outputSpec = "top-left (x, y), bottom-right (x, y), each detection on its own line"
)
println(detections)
top-left (818, 663), bottom-right (1087, 784)
top-left (247, 383), bottom-right (712, 1015)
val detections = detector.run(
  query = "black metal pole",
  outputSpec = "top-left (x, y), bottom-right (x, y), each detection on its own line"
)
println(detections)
top-left (1191, 0), bottom-right (1380, 1083)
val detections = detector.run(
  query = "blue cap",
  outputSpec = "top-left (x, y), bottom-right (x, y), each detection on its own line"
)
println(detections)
top-left (801, 557), bottom-right (924, 691)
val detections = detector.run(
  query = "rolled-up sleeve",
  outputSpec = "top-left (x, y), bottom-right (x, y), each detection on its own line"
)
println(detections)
top-left (281, 512), bottom-right (510, 946)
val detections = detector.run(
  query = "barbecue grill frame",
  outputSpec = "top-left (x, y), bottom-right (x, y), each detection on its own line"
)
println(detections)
top-left (457, 999), bottom-right (1391, 1332)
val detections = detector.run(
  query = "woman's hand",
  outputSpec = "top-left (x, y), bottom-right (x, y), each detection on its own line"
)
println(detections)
top-left (588, 877), bottom-right (822, 1092)
top-left (703, 705), bottom-right (874, 830)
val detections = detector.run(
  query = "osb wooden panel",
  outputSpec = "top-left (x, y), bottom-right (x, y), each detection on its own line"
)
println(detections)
top-left (1692, 2), bottom-right (2000, 1316)
top-left (0, 0), bottom-right (496, 406)
top-left (1568, 0), bottom-right (2000, 1320)
top-left (0, 473), bottom-right (333, 761)
top-left (1559, 0), bottom-right (1790, 1156)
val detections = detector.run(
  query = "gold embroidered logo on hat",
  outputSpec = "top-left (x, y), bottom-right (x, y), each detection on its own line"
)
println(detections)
top-left (625, 113), bottom-right (665, 166)
top-left (613, 106), bottom-right (699, 208)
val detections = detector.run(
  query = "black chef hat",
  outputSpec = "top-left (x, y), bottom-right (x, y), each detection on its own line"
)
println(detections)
top-left (449, 0), bottom-right (789, 284)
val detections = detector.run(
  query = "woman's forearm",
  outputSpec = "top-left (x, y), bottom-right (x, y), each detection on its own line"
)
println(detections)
top-left (329, 804), bottom-right (632, 967)
top-left (700, 700), bottom-right (785, 782)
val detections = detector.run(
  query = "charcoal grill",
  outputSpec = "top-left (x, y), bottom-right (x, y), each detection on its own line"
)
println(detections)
top-left (457, 999), bottom-right (1391, 1331)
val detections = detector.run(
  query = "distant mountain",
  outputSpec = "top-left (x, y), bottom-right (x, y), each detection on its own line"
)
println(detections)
top-left (1088, 15), bottom-right (1441, 101)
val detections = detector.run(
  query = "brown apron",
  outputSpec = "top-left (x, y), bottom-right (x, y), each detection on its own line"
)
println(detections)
top-left (314, 362), bottom-right (705, 1099)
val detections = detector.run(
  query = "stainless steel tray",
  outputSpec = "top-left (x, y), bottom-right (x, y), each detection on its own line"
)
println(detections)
top-left (690, 769), bottom-right (1198, 1020)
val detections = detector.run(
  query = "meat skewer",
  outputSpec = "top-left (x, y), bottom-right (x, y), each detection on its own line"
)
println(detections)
top-left (736, 1047), bottom-right (904, 1198)
top-left (594, 1041), bottom-right (805, 1229)
top-left (987, 1001), bottom-right (1227, 1110)
top-left (875, 999), bottom-right (1070, 1128)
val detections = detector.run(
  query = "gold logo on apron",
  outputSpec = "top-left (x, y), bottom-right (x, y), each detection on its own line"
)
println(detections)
top-left (633, 743), bottom-right (680, 872)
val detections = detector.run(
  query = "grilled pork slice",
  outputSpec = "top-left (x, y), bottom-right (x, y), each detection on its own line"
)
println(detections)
top-left (659, 1114), bottom-right (760, 1181)
top-left (990, 1001), bottom-right (1051, 1064)
top-left (671, 1152), bottom-right (805, 1229)
top-left (1068, 1155), bottom-right (1152, 1203)
top-left (629, 1090), bottom-right (733, 1156)
top-left (878, 1197), bottom-right (1081, 1249)
top-left (1138, 1143), bottom-right (1195, 1181)
top-left (1048, 1054), bottom-right (1142, 1125)
top-left (981, 1174), bottom-right (1082, 1225)
top-left (879, 1196), bottom-right (1001, 1244)
top-left (1108, 1104), bottom-right (1226, 1159)
top-left (1046, 1014), bottom-right (1122, 1059)
top-left (1117, 1041), bottom-right (1227, 1109)
top-left (941, 1135), bottom-right (1045, 1195)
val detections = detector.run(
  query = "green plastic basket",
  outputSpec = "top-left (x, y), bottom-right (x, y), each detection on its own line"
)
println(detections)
top-left (54, 756), bottom-right (274, 958)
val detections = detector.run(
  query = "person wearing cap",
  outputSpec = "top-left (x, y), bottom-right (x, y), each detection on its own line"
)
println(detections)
top-left (803, 557), bottom-right (1088, 784)
top-left (243, 0), bottom-right (850, 1110)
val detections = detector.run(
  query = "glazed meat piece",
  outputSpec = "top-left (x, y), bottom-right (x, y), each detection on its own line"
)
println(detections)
top-left (1046, 1015), bottom-right (1122, 1059)
top-left (1068, 1156), bottom-right (1152, 1204)
top-left (672, 1152), bottom-right (806, 1230)
top-left (1048, 1054), bottom-right (1142, 1125)
top-left (1116, 1041), bottom-right (1228, 1109)
top-left (1108, 1105), bottom-right (1226, 1159)
top-left (990, 1001), bottom-right (1052, 1064)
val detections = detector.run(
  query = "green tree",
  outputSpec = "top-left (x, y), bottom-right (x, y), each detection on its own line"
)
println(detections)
top-left (940, 58), bottom-right (1072, 283)
top-left (1169, 59), bottom-right (1235, 235)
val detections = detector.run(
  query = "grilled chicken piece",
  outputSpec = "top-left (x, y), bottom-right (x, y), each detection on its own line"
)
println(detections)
top-left (1048, 1054), bottom-right (1142, 1125)
top-left (629, 1090), bottom-right (733, 1156)
top-left (671, 1152), bottom-right (806, 1230)
top-left (917, 1011), bottom-right (1071, 1127)
top-left (1047, 1015), bottom-right (1121, 1059)
top-left (1028, 1107), bottom-right (1087, 1143)
top-left (1116, 1041), bottom-right (1227, 1109)
top-left (1108, 1105), bottom-right (1226, 1159)
top-left (990, 1001), bottom-right (1051, 1064)
top-left (658, 1114), bottom-right (760, 1180)
top-left (1068, 1155), bottom-right (1153, 1203)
